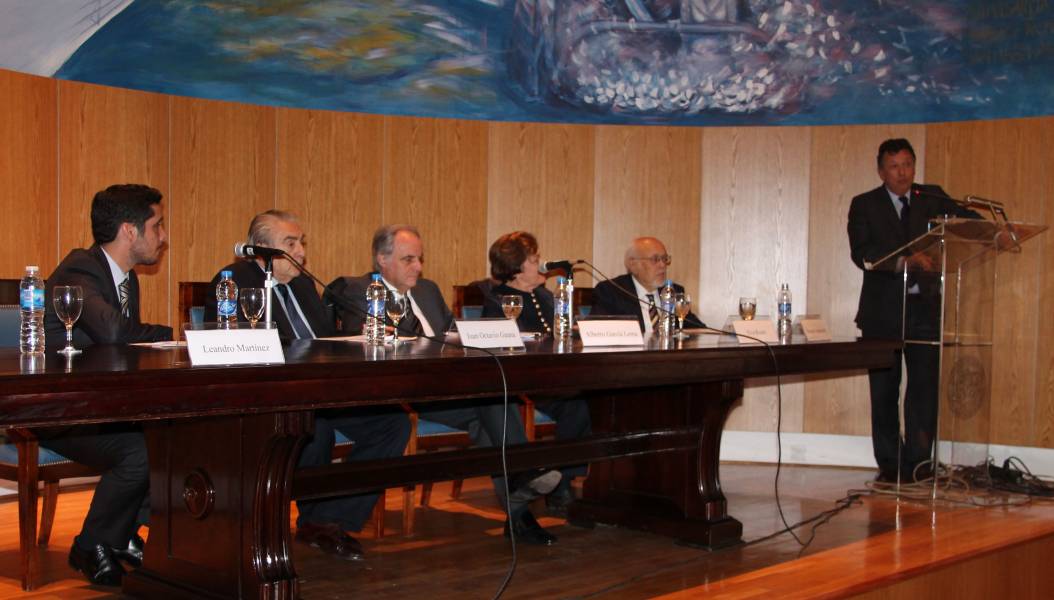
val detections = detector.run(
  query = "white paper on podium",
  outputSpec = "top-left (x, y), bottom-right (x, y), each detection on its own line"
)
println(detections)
top-left (185, 328), bottom-right (285, 365)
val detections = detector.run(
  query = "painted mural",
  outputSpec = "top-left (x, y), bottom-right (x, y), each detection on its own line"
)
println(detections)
top-left (2, 0), bottom-right (1053, 125)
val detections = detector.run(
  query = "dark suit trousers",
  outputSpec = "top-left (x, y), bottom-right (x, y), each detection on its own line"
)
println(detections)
top-left (531, 395), bottom-right (591, 480)
top-left (38, 424), bottom-right (149, 548)
top-left (415, 399), bottom-right (529, 511)
top-left (295, 408), bottom-right (411, 533)
top-left (865, 298), bottom-right (941, 476)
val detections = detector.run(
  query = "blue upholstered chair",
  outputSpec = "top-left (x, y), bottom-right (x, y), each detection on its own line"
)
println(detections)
top-left (1, 283), bottom-right (101, 590)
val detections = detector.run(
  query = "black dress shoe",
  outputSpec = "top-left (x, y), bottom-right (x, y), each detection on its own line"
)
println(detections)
top-left (295, 522), bottom-right (364, 561)
top-left (504, 509), bottom-right (557, 546)
top-left (68, 542), bottom-right (126, 587)
top-left (508, 469), bottom-right (562, 505)
top-left (545, 483), bottom-right (575, 517)
top-left (112, 533), bottom-right (145, 568)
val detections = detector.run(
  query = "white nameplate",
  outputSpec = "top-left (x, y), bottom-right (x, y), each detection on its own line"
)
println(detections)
top-left (454, 319), bottom-right (525, 349)
top-left (731, 319), bottom-right (779, 344)
top-left (185, 328), bottom-right (286, 365)
top-left (578, 319), bottom-right (644, 346)
top-left (800, 318), bottom-right (832, 341)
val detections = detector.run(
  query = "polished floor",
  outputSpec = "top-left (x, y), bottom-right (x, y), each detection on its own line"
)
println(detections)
top-left (2, 464), bottom-right (1052, 598)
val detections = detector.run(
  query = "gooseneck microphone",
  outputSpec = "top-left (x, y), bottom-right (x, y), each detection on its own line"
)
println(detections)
top-left (538, 259), bottom-right (579, 274)
top-left (234, 242), bottom-right (286, 259)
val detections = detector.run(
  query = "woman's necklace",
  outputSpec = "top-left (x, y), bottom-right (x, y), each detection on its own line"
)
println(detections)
top-left (528, 290), bottom-right (551, 335)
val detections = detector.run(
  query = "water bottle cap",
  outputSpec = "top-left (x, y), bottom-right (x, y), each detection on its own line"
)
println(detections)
top-left (25, 266), bottom-right (38, 273)
top-left (221, 270), bottom-right (232, 278)
top-left (556, 276), bottom-right (566, 284)
top-left (371, 273), bottom-right (381, 281)
top-left (664, 279), bottom-right (672, 287)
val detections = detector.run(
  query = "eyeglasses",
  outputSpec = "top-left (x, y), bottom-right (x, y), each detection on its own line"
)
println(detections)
top-left (633, 254), bottom-right (672, 266)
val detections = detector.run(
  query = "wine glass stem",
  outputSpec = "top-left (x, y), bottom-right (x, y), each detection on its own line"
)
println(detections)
top-left (678, 317), bottom-right (684, 333)
top-left (65, 324), bottom-right (73, 350)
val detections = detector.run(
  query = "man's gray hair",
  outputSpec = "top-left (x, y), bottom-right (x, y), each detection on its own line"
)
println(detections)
top-left (371, 224), bottom-right (420, 271)
top-left (247, 210), bottom-right (299, 246)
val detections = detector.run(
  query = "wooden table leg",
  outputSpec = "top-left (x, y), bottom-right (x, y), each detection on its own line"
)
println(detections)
top-left (568, 380), bottom-right (744, 549)
top-left (124, 411), bottom-right (312, 599)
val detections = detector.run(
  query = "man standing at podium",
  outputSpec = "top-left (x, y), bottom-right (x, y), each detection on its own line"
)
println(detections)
top-left (848, 138), bottom-right (978, 483)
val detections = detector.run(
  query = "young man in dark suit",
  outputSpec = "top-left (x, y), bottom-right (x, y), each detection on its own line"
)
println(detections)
top-left (847, 138), bottom-right (979, 483)
top-left (205, 210), bottom-right (410, 561)
top-left (591, 237), bottom-right (702, 332)
top-left (41, 184), bottom-right (173, 586)
top-left (329, 225), bottom-right (564, 545)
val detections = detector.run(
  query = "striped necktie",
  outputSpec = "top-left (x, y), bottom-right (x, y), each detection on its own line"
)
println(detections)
top-left (646, 293), bottom-right (658, 326)
top-left (118, 278), bottom-right (130, 317)
top-left (276, 284), bottom-right (313, 339)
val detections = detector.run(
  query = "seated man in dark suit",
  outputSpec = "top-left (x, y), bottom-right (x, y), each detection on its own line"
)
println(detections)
top-left (205, 210), bottom-right (410, 560)
top-left (591, 237), bottom-right (702, 332)
top-left (40, 184), bottom-right (173, 586)
top-left (329, 224), bottom-right (563, 545)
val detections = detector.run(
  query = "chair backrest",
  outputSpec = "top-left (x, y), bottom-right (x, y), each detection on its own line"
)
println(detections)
top-left (0, 278), bottom-right (19, 305)
top-left (451, 279), bottom-right (493, 319)
top-left (0, 278), bottom-right (22, 348)
top-left (573, 286), bottom-right (593, 316)
top-left (178, 281), bottom-right (211, 337)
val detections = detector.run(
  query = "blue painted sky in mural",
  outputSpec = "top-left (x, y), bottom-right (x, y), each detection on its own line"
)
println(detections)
top-left (52, 0), bottom-right (1054, 126)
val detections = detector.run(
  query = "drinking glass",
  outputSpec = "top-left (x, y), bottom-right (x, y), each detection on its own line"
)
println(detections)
top-left (386, 292), bottom-right (408, 343)
top-left (674, 292), bottom-right (691, 338)
top-left (501, 295), bottom-right (523, 321)
top-left (53, 285), bottom-right (83, 355)
top-left (239, 288), bottom-right (266, 328)
top-left (738, 297), bottom-right (757, 321)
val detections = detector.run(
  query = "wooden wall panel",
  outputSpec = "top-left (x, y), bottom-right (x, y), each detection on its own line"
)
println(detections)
top-left (926, 118), bottom-right (1052, 447)
top-left (276, 108), bottom-right (384, 288)
top-left (487, 122), bottom-right (595, 285)
top-left (169, 97), bottom-right (276, 326)
top-left (700, 126), bottom-right (812, 432)
top-left (593, 125), bottom-right (701, 298)
top-left (58, 81), bottom-right (170, 325)
top-left (0, 69), bottom-right (56, 277)
top-left (383, 117), bottom-right (488, 303)
top-left (1038, 172), bottom-right (1054, 447)
top-left (803, 124), bottom-right (926, 436)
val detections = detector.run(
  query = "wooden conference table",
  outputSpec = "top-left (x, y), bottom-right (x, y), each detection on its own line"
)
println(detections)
top-left (0, 333), bottom-right (897, 599)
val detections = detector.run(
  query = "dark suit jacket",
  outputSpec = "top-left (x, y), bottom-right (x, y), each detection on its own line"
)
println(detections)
top-left (204, 260), bottom-right (336, 340)
top-left (848, 184), bottom-right (979, 338)
top-left (591, 273), bottom-right (702, 331)
top-left (43, 245), bottom-right (172, 348)
top-left (327, 273), bottom-right (454, 336)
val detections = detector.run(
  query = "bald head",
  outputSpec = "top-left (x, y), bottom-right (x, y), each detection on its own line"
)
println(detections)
top-left (624, 237), bottom-right (670, 291)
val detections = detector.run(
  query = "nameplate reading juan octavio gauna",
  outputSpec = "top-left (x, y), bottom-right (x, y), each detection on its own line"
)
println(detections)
top-left (184, 328), bottom-right (286, 365)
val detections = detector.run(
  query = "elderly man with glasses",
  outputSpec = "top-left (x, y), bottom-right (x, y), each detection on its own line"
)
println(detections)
top-left (591, 237), bottom-right (703, 333)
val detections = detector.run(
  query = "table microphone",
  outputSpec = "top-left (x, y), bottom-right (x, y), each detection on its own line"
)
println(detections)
top-left (539, 259), bottom-right (578, 274)
top-left (234, 242), bottom-right (286, 259)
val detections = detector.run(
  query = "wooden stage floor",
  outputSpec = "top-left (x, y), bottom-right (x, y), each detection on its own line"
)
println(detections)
top-left (2, 464), bottom-right (1053, 599)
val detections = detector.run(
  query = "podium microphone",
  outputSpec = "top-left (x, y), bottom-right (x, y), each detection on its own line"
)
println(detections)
top-left (234, 242), bottom-right (286, 259)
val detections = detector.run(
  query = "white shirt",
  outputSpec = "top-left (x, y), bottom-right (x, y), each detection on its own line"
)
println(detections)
top-left (381, 276), bottom-right (435, 337)
top-left (100, 247), bottom-right (129, 313)
top-left (254, 263), bottom-right (317, 339)
top-left (631, 276), bottom-right (657, 335)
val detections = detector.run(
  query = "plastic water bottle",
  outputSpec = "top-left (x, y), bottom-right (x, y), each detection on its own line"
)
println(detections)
top-left (216, 270), bottom-right (238, 328)
top-left (777, 283), bottom-right (792, 341)
top-left (554, 276), bottom-right (572, 339)
top-left (365, 273), bottom-right (386, 345)
top-left (19, 265), bottom-right (45, 354)
top-left (658, 279), bottom-right (675, 337)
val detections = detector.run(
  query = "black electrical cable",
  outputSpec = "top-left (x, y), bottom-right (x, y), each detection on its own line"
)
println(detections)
top-left (577, 260), bottom-right (809, 548)
top-left (256, 254), bottom-right (521, 598)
